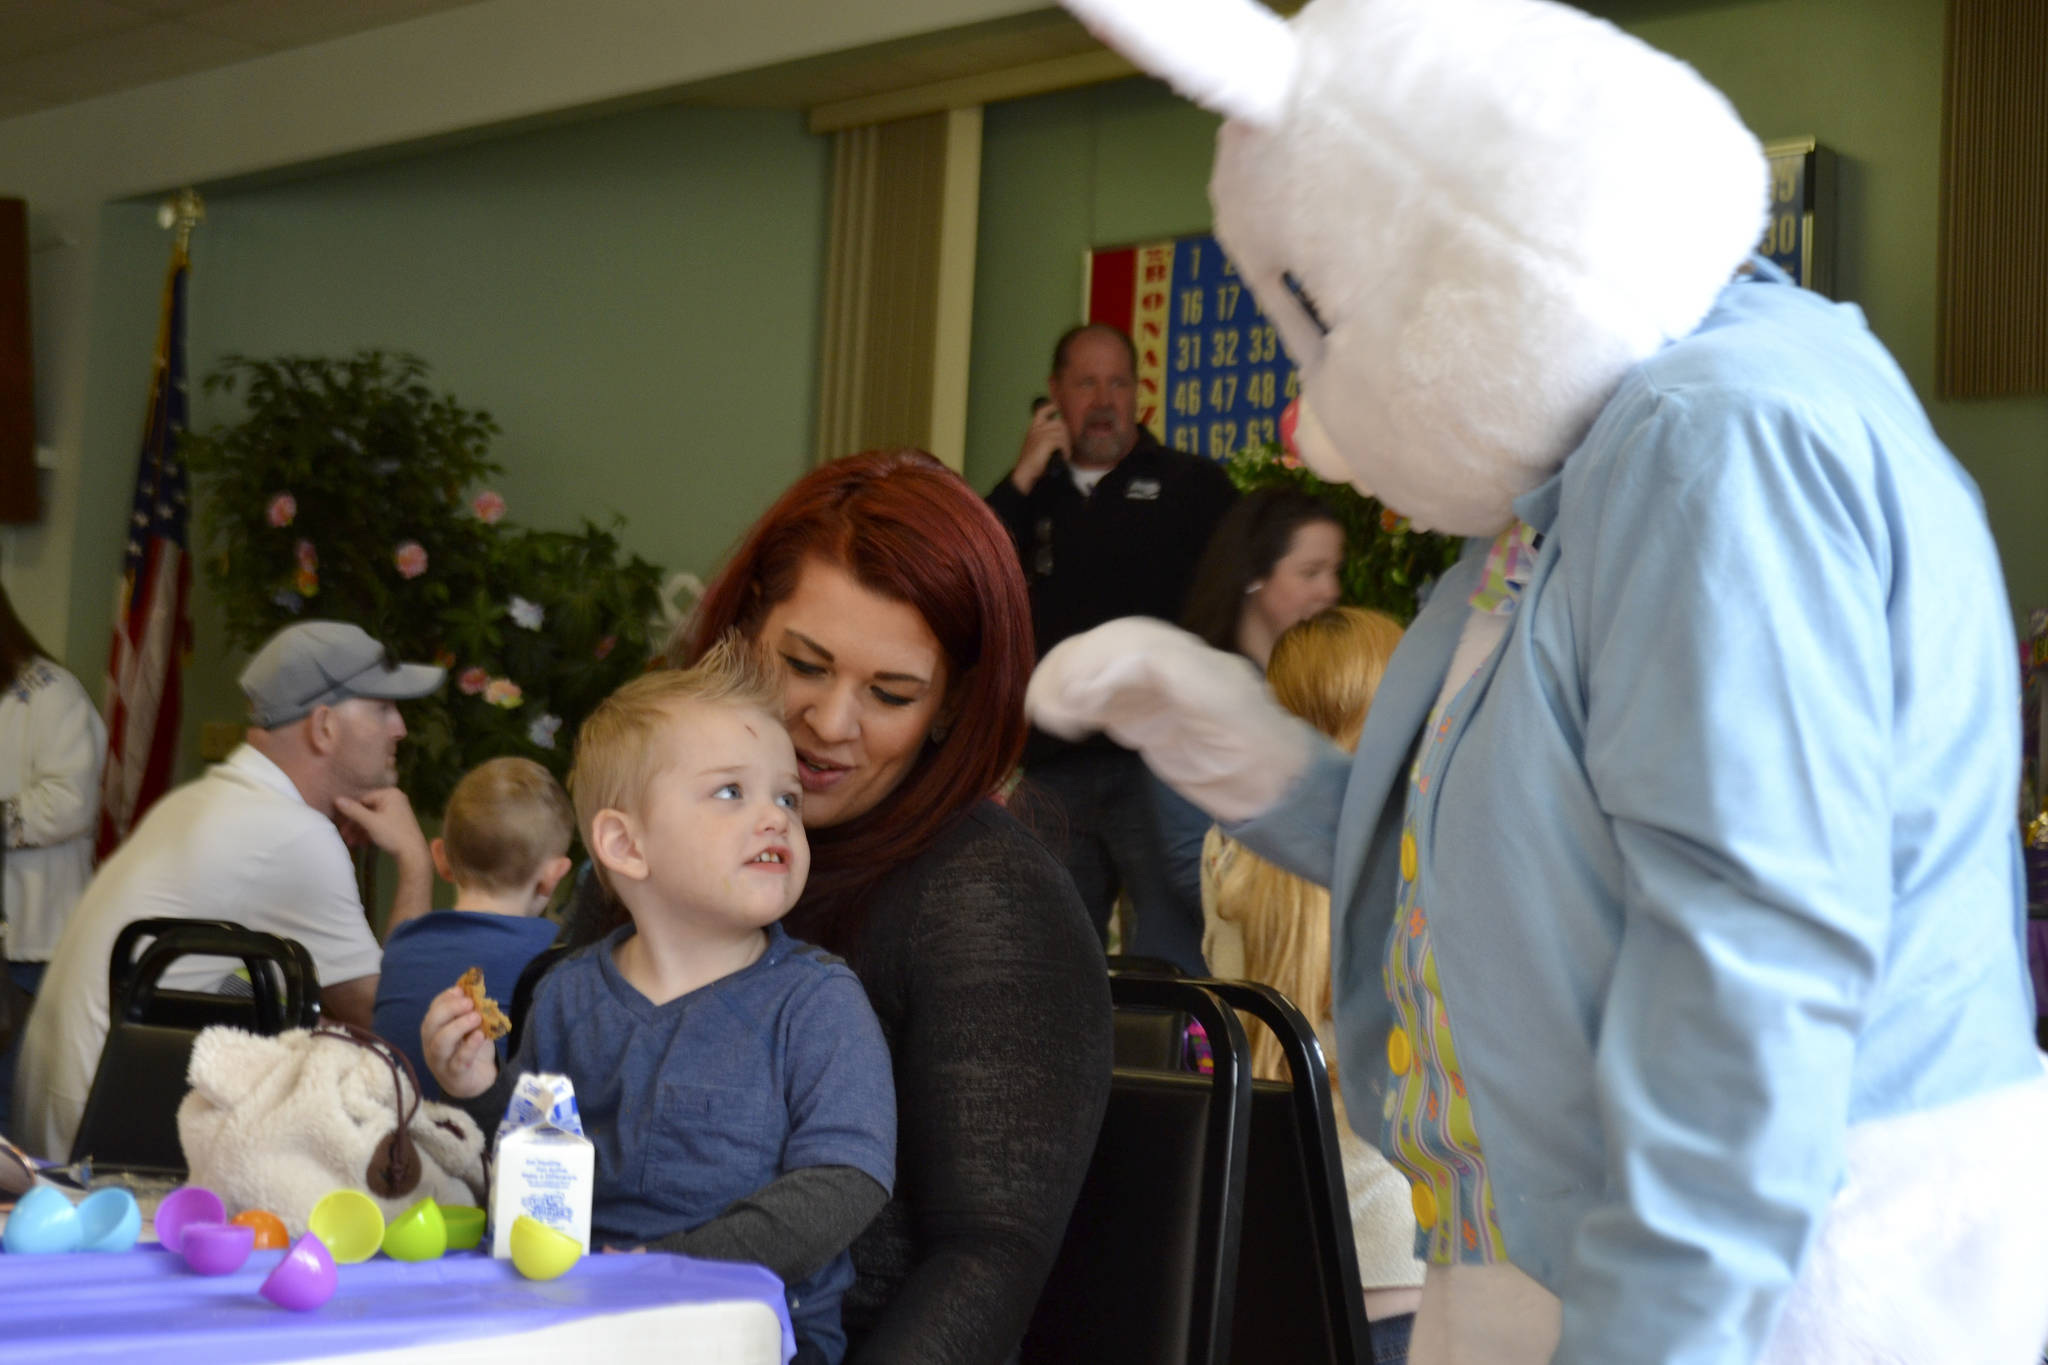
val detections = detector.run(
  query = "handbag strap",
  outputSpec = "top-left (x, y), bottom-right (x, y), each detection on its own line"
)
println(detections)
top-left (312, 1020), bottom-right (424, 1194)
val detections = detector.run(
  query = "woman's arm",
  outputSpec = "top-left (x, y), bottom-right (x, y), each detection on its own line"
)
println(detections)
top-left (850, 812), bottom-right (1112, 1365)
top-left (4, 667), bottom-right (105, 850)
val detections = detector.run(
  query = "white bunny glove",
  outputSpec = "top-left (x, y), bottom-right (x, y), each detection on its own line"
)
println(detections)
top-left (1026, 617), bottom-right (1318, 823)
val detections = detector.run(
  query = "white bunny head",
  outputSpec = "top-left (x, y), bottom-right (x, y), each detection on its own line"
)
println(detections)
top-left (1063, 0), bottom-right (1768, 535)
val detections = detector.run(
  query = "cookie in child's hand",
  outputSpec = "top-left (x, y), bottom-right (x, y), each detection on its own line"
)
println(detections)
top-left (457, 966), bottom-right (511, 1040)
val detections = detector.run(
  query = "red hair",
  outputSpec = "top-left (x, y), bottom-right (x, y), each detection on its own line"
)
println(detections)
top-left (689, 449), bottom-right (1033, 953)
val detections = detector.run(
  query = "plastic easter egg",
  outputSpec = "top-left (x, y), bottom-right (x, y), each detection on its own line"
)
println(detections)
top-left (509, 1215), bottom-right (581, 1281)
top-left (260, 1232), bottom-right (338, 1311)
top-left (181, 1222), bottom-right (255, 1275)
top-left (151, 1186), bottom-right (225, 1253)
top-left (307, 1189), bottom-right (384, 1265)
top-left (3, 1185), bottom-right (81, 1254)
top-left (231, 1209), bottom-right (290, 1250)
top-left (380, 1197), bottom-right (446, 1262)
top-left (439, 1205), bottom-right (486, 1251)
top-left (76, 1187), bottom-right (141, 1252)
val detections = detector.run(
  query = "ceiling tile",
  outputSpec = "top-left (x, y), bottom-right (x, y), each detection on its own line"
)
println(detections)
top-left (0, 85), bottom-right (53, 119)
top-left (13, 20), bottom-right (265, 103)
top-left (112, 0), bottom-right (233, 15)
top-left (0, 0), bottom-right (149, 64)
top-left (178, 0), bottom-right (486, 51)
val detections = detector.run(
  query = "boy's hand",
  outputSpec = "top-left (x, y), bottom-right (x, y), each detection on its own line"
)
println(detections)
top-left (421, 983), bottom-right (499, 1100)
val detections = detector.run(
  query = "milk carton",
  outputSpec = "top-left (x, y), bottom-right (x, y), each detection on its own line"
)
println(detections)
top-left (489, 1072), bottom-right (594, 1258)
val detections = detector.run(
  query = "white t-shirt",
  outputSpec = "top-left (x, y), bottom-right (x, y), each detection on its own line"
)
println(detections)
top-left (10, 744), bottom-right (381, 1160)
top-left (1, 658), bottom-right (107, 961)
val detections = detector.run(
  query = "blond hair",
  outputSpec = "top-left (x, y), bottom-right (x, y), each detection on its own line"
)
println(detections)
top-left (1213, 607), bottom-right (1404, 1084)
top-left (441, 757), bottom-right (575, 895)
top-left (567, 634), bottom-right (782, 895)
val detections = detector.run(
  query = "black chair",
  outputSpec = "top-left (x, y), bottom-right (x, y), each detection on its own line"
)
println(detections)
top-left (503, 942), bottom-right (568, 1057)
top-left (1105, 952), bottom-right (1190, 1069)
top-left (1023, 974), bottom-right (1253, 1365)
top-left (70, 920), bottom-right (319, 1173)
top-left (106, 916), bottom-right (317, 1033)
top-left (1199, 978), bottom-right (1376, 1365)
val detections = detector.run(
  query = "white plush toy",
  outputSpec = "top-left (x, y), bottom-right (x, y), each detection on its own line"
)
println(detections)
top-left (178, 1024), bottom-right (487, 1237)
top-left (1029, 1), bottom-right (2048, 1361)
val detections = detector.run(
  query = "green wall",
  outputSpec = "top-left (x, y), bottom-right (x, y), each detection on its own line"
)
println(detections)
top-left (964, 78), bottom-right (1219, 494)
top-left (55, 0), bottom-right (2048, 792)
top-left (962, 0), bottom-right (2048, 613)
top-left (65, 104), bottom-right (830, 779)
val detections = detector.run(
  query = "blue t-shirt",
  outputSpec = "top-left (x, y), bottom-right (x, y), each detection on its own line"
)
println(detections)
top-left (510, 922), bottom-right (896, 1364)
top-left (373, 910), bottom-right (560, 1101)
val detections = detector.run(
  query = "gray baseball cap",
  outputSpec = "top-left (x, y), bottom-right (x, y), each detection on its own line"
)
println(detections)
top-left (240, 621), bottom-right (445, 728)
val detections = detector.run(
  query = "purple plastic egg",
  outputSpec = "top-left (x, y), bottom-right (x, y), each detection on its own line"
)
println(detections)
top-left (180, 1221), bottom-right (254, 1275)
top-left (152, 1186), bottom-right (225, 1253)
top-left (260, 1232), bottom-right (338, 1312)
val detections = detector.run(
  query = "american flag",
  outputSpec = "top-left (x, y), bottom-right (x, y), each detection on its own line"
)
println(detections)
top-left (95, 244), bottom-right (193, 859)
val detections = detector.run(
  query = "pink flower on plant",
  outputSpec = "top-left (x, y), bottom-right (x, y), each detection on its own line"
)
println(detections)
top-left (471, 490), bottom-right (507, 524)
top-left (485, 678), bottom-right (523, 709)
top-left (594, 635), bottom-right (617, 660)
top-left (294, 569), bottom-right (319, 598)
top-left (394, 540), bottom-right (428, 579)
top-left (267, 493), bottom-right (297, 528)
top-left (457, 666), bottom-right (489, 695)
top-left (295, 539), bottom-right (318, 572)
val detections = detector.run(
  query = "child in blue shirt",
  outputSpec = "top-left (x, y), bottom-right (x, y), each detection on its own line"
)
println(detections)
top-left (374, 757), bottom-right (572, 1099)
top-left (423, 639), bottom-right (895, 1365)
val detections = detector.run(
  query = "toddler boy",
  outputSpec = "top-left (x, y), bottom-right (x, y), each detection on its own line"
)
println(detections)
top-left (423, 640), bottom-right (895, 1365)
top-left (373, 757), bottom-right (572, 1099)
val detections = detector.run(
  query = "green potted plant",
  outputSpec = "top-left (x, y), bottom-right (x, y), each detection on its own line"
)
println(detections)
top-left (182, 349), bottom-right (666, 815)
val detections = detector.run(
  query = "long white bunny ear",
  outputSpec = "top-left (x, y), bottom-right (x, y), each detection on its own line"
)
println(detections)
top-left (1062, 0), bottom-right (1297, 127)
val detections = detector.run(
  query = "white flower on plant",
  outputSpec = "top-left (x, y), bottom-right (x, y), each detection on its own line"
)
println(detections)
top-left (528, 713), bottom-right (563, 749)
top-left (508, 595), bottom-right (544, 630)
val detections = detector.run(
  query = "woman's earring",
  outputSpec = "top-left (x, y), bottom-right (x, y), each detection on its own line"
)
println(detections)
top-left (931, 723), bottom-right (951, 744)
top-left (1244, 581), bottom-right (1263, 595)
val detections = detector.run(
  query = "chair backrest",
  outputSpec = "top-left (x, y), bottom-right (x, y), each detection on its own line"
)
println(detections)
top-left (71, 920), bottom-right (320, 1171)
top-left (1199, 978), bottom-right (1375, 1365)
top-left (107, 916), bottom-right (319, 1034)
top-left (1104, 952), bottom-right (1190, 1069)
top-left (504, 942), bottom-right (568, 1057)
top-left (1022, 974), bottom-right (1252, 1365)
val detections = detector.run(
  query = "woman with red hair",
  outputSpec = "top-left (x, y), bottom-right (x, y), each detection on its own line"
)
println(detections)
top-left (568, 450), bottom-right (1111, 1363)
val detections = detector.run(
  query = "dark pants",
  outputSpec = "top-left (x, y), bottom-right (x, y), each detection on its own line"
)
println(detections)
top-left (1369, 1310), bottom-right (1415, 1365)
top-left (0, 960), bottom-right (46, 1139)
top-left (1027, 748), bottom-right (1208, 976)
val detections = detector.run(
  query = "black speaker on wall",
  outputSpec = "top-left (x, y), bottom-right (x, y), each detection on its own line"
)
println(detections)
top-left (0, 198), bottom-right (37, 525)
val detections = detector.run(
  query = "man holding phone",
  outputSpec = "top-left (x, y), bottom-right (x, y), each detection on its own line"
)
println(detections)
top-left (986, 323), bottom-right (1236, 968)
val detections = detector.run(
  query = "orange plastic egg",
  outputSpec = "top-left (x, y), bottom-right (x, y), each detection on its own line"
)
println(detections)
top-left (231, 1209), bottom-right (290, 1250)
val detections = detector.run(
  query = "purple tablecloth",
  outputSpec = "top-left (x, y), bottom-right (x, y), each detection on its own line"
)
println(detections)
top-left (0, 1244), bottom-right (793, 1365)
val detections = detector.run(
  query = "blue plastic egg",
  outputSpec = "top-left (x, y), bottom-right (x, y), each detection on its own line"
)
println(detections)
top-left (3, 1185), bottom-right (82, 1254)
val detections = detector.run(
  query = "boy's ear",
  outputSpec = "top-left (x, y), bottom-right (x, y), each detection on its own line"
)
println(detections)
top-left (429, 837), bottom-right (453, 884)
top-left (534, 854), bottom-right (574, 900)
top-left (588, 809), bottom-right (649, 886)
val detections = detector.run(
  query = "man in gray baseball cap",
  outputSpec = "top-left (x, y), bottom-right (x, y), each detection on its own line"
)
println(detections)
top-left (239, 621), bottom-right (444, 728)
top-left (13, 620), bottom-right (446, 1159)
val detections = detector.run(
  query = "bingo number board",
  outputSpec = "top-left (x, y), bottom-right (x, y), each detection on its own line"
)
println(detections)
top-left (1086, 233), bottom-right (1298, 461)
